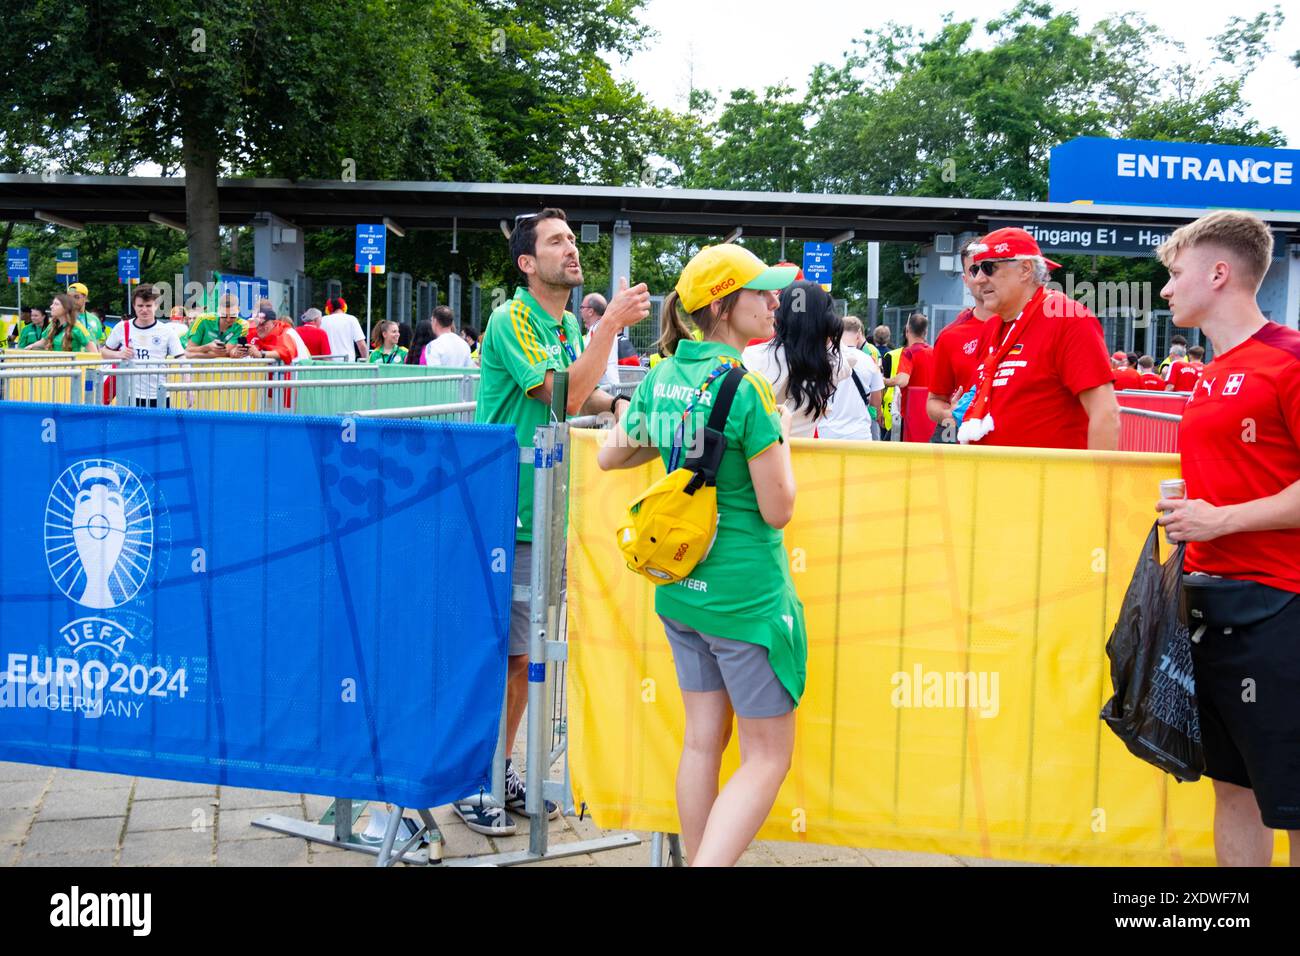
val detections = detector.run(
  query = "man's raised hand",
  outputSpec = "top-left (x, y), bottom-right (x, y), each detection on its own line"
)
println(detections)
top-left (604, 276), bottom-right (651, 330)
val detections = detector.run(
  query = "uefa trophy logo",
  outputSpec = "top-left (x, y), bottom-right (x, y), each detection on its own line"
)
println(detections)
top-left (45, 459), bottom-right (154, 609)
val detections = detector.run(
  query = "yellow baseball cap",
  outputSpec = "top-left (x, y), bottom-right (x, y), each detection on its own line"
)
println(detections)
top-left (68, 282), bottom-right (89, 295)
top-left (675, 244), bottom-right (798, 314)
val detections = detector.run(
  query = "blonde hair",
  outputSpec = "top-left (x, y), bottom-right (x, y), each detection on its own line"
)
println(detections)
top-left (655, 288), bottom-right (743, 356)
top-left (841, 315), bottom-right (864, 336)
top-left (1157, 210), bottom-right (1274, 289)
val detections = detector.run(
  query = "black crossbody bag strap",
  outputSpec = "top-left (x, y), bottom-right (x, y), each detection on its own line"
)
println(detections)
top-left (683, 366), bottom-right (748, 492)
top-left (849, 368), bottom-right (870, 408)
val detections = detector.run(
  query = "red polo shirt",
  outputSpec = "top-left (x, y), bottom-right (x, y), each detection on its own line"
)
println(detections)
top-left (1138, 371), bottom-right (1168, 390)
top-left (899, 341), bottom-right (934, 390)
top-left (928, 308), bottom-right (986, 402)
top-left (969, 288), bottom-right (1113, 449)
top-left (1180, 323), bottom-right (1300, 593)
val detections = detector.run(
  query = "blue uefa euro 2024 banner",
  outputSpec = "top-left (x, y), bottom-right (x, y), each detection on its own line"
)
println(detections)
top-left (1050, 136), bottom-right (1300, 212)
top-left (0, 404), bottom-right (518, 808)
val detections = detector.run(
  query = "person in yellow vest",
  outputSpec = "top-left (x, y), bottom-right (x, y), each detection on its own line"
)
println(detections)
top-left (879, 343), bottom-right (905, 440)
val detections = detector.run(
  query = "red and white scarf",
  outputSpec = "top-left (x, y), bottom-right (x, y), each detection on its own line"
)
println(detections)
top-left (957, 286), bottom-right (1045, 444)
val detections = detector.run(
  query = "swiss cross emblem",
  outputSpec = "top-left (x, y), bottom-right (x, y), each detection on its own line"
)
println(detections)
top-left (994, 242), bottom-right (1011, 254)
top-left (1223, 373), bottom-right (1245, 396)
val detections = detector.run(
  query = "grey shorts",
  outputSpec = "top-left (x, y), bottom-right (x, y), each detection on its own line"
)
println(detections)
top-left (510, 541), bottom-right (566, 657)
top-left (659, 615), bottom-right (795, 719)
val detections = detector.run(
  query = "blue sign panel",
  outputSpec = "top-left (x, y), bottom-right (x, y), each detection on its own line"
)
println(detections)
top-left (802, 242), bottom-right (833, 287)
top-left (215, 273), bottom-right (270, 318)
top-left (1050, 136), bottom-right (1300, 211)
top-left (117, 248), bottom-right (140, 284)
top-left (6, 247), bottom-right (29, 281)
top-left (355, 224), bottom-right (387, 274)
top-left (0, 405), bottom-right (518, 808)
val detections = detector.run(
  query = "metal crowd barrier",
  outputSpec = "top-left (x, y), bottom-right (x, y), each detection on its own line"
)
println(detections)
top-left (347, 402), bottom-right (477, 422)
top-left (157, 373), bottom-right (477, 415)
top-left (1119, 406), bottom-right (1181, 454)
top-left (0, 368), bottom-right (84, 404)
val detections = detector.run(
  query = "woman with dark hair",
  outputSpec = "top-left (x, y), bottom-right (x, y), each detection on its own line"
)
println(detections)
top-left (741, 280), bottom-right (850, 437)
top-left (407, 319), bottom-right (435, 365)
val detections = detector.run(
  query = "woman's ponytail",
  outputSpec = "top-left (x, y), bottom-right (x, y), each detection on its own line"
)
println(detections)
top-left (656, 290), bottom-right (693, 357)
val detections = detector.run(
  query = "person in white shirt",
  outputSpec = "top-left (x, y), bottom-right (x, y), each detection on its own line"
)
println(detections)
top-left (820, 317), bottom-right (884, 441)
top-left (741, 280), bottom-right (851, 438)
top-left (100, 284), bottom-right (185, 407)
top-left (421, 305), bottom-right (475, 367)
top-left (580, 292), bottom-right (621, 388)
top-left (321, 296), bottom-right (368, 361)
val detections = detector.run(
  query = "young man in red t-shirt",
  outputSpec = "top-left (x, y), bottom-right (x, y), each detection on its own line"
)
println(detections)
top-left (1135, 355), bottom-right (1169, 390)
top-left (1169, 344), bottom-right (1205, 392)
top-left (957, 227), bottom-right (1118, 449)
top-left (1156, 209), bottom-right (1300, 867)
top-left (928, 238), bottom-right (995, 442)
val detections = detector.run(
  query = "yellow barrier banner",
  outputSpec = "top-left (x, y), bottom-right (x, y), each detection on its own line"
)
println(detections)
top-left (0, 351), bottom-right (100, 403)
top-left (567, 431), bottom-right (1285, 866)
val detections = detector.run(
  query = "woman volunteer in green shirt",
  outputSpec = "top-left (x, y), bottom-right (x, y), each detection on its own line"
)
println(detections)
top-left (32, 294), bottom-right (96, 353)
top-left (368, 320), bottom-right (408, 364)
top-left (597, 244), bottom-right (804, 867)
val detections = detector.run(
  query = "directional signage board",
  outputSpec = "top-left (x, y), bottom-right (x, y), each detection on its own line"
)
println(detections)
top-left (55, 247), bottom-right (78, 279)
top-left (117, 248), bottom-right (140, 284)
top-left (987, 219), bottom-right (1289, 258)
top-left (802, 242), bottom-right (833, 288)
top-left (355, 224), bottom-right (387, 275)
top-left (1049, 136), bottom-right (1300, 211)
top-left (6, 248), bottom-right (29, 282)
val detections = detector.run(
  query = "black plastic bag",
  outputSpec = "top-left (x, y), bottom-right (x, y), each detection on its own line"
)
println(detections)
top-left (1100, 522), bottom-right (1204, 782)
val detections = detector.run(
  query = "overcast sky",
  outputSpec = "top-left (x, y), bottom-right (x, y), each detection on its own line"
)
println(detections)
top-left (616, 0), bottom-right (1300, 149)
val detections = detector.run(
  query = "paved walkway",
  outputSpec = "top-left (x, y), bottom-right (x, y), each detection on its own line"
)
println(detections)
top-left (0, 760), bottom-right (1031, 867)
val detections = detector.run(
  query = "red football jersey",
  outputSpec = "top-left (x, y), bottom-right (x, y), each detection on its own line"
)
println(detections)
top-left (1170, 360), bottom-right (1203, 393)
top-left (968, 288), bottom-right (1114, 449)
top-left (1180, 323), bottom-right (1300, 593)
top-left (1138, 371), bottom-right (1168, 390)
top-left (929, 310), bottom-right (986, 401)
top-left (295, 323), bottom-right (331, 356)
top-left (1113, 367), bottom-right (1144, 391)
top-left (899, 342), bottom-right (934, 390)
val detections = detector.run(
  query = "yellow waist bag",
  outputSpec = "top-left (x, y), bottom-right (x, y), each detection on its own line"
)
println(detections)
top-left (618, 365), bottom-right (746, 584)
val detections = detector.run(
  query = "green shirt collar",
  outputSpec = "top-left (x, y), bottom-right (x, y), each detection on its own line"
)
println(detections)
top-left (673, 339), bottom-right (744, 363)
top-left (514, 286), bottom-right (572, 327)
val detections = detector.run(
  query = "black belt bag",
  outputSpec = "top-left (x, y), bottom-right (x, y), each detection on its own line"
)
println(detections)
top-left (1181, 574), bottom-right (1297, 634)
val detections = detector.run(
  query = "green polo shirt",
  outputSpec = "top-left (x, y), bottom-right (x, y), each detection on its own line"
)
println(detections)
top-left (369, 345), bottom-right (409, 364)
top-left (43, 322), bottom-right (93, 352)
top-left (78, 312), bottom-right (106, 343)
top-left (476, 287), bottom-right (584, 542)
top-left (624, 339), bottom-right (807, 705)
top-left (16, 323), bottom-right (46, 348)
top-left (184, 314), bottom-right (247, 348)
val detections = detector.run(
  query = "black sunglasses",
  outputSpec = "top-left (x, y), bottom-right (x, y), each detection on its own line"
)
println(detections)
top-left (968, 259), bottom-right (1014, 278)
top-left (514, 212), bottom-right (542, 224)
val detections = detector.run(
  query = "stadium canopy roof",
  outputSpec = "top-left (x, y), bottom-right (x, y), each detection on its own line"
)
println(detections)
top-left (2, 174), bottom-right (1299, 243)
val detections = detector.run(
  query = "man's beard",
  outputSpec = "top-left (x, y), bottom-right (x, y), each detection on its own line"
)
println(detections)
top-left (537, 259), bottom-right (583, 289)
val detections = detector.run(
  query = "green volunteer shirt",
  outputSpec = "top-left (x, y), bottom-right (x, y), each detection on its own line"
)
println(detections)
top-left (369, 345), bottom-right (409, 364)
top-left (624, 339), bottom-right (808, 705)
top-left (44, 322), bottom-right (93, 352)
top-left (79, 312), bottom-right (106, 343)
top-left (16, 323), bottom-right (46, 348)
top-left (183, 314), bottom-right (247, 348)
top-left (476, 287), bottom-right (585, 542)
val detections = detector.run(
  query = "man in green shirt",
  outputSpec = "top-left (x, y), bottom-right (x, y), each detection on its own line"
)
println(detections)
top-left (68, 282), bottom-right (106, 343)
top-left (457, 207), bottom-right (649, 835)
top-left (184, 293), bottom-right (248, 357)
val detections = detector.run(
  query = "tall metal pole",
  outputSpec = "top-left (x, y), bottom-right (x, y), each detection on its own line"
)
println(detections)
top-left (365, 270), bottom-right (373, 348)
top-left (867, 241), bottom-right (881, 328)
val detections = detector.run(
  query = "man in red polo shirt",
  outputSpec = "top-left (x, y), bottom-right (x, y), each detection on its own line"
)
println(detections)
top-left (1155, 209), bottom-right (1300, 867)
top-left (957, 227), bottom-right (1118, 449)
top-left (1135, 355), bottom-right (1168, 389)
top-left (928, 237), bottom-right (995, 441)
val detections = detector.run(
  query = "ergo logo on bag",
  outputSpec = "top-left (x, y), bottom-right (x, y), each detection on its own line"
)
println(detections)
top-left (709, 277), bottom-right (736, 296)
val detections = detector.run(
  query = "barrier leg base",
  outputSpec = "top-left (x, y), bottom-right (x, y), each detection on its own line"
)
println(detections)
top-left (441, 831), bottom-right (640, 867)
top-left (252, 811), bottom-right (444, 865)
